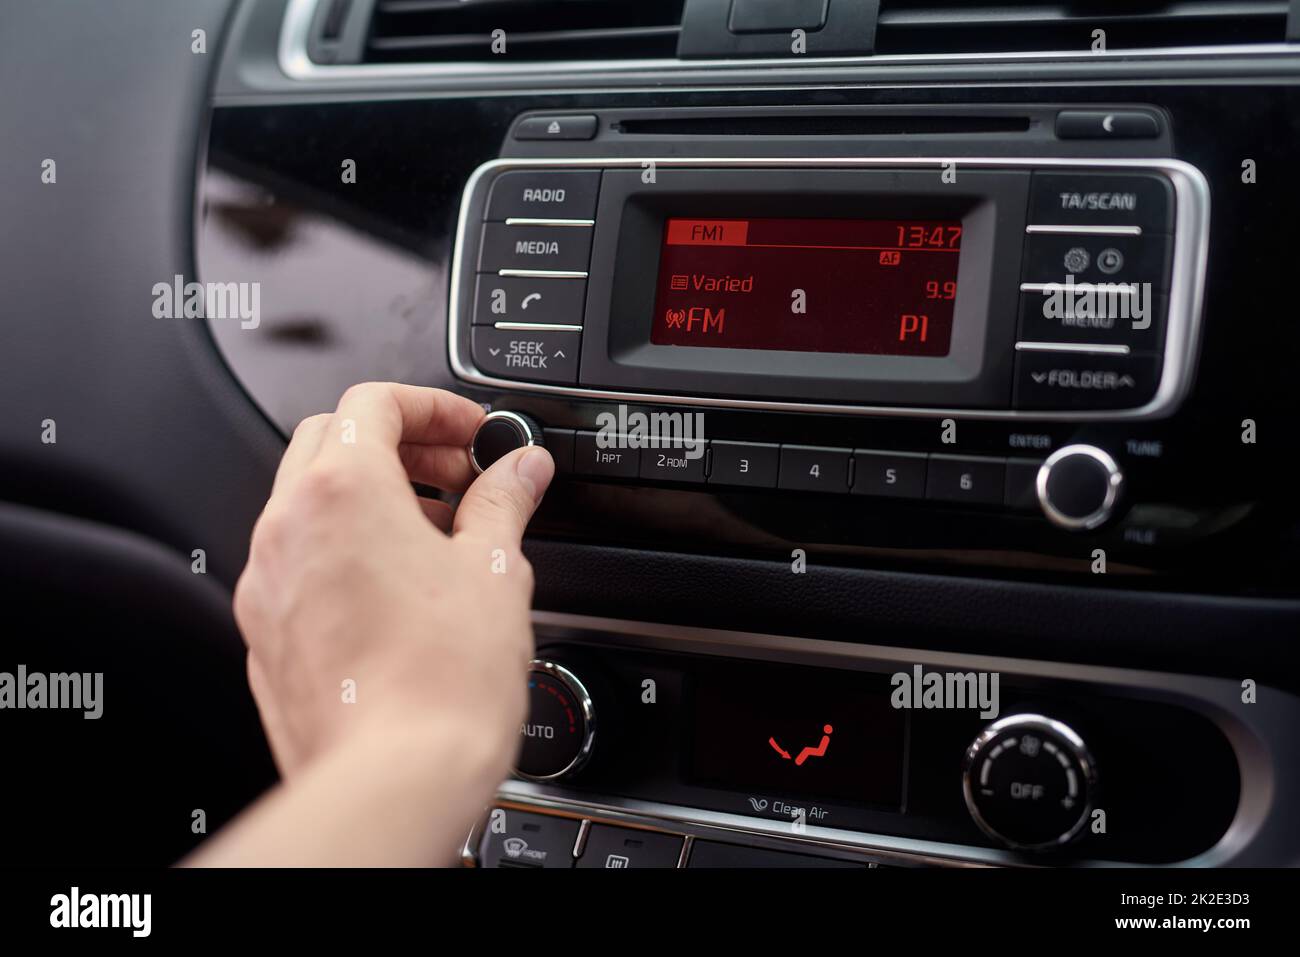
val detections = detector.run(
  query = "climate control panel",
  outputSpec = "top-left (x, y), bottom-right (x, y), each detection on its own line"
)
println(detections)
top-left (467, 622), bottom-right (1247, 868)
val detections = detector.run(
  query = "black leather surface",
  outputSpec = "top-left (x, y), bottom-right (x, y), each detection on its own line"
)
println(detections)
top-left (0, 0), bottom-right (280, 588)
top-left (526, 538), bottom-right (1300, 683)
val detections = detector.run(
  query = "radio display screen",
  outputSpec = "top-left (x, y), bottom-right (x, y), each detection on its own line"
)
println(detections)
top-left (688, 667), bottom-right (907, 811)
top-left (650, 217), bottom-right (962, 356)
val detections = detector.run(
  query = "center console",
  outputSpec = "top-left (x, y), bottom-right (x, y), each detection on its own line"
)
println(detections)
top-left (198, 53), bottom-right (1300, 866)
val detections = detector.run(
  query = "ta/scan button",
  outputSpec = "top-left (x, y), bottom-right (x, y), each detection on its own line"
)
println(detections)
top-left (471, 326), bottom-right (580, 384)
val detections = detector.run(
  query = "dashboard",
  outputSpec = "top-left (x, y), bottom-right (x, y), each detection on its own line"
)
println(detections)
top-left (5, 0), bottom-right (1300, 874)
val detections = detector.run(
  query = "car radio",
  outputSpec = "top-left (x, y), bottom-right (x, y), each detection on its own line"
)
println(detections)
top-left (449, 156), bottom-right (1209, 419)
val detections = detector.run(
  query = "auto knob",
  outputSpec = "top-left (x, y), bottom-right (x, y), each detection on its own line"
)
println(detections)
top-left (962, 713), bottom-right (1097, 851)
top-left (1036, 444), bottom-right (1124, 530)
top-left (469, 410), bottom-right (543, 475)
top-left (515, 659), bottom-right (596, 782)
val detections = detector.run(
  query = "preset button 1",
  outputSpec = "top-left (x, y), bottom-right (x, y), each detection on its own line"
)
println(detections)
top-left (575, 431), bottom-right (639, 477)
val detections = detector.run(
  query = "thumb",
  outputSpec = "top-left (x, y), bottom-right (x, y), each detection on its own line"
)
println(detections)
top-left (453, 445), bottom-right (554, 544)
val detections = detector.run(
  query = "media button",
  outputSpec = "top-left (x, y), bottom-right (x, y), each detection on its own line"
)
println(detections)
top-left (473, 274), bottom-right (587, 326)
top-left (478, 223), bottom-right (593, 273)
top-left (778, 445), bottom-right (851, 494)
top-left (851, 450), bottom-right (927, 499)
top-left (926, 455), bottom-right (1006, 506)
top-left (471, 326), bottom-right (580, 385)
top-left (708, 440), bottom-right (779, 489)
top-left (1013, 351), bottom-right (1160, 410)
top-left (485, 169), bottom-right (601, 221)
top-left (575, 431), bottom-right (639, 478)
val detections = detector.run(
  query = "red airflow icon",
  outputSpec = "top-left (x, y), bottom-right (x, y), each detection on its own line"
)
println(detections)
top-left (769, 724), bottom-right (834, 766)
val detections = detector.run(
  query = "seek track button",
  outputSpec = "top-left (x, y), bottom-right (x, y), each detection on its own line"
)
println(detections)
top-left (471, 326), bottom-right (580, 384)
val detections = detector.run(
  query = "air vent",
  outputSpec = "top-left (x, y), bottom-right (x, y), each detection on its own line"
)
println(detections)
top-left (874, 0), bottom-right (1289, 54)
top-left (362, 0), bottom-right (685, 63)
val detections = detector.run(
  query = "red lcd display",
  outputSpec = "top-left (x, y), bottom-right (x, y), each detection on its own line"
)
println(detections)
top-left (650, 217), bottom-right (962, 356)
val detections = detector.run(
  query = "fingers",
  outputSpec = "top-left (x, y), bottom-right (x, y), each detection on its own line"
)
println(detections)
top-left (318, 383), bottom-right (485, 462)
top-left (398, 442), bottom-right (478, 494)
top-left (417, 497), bottom-right (455, 534)
top-left (272, 413), bottom-right (331, 494)
top-left (453, 446), bottom-right (554, 545)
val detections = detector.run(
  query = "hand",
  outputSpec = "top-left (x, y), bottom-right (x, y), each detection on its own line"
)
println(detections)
top-left (233, 383), bottom-right (554, 789)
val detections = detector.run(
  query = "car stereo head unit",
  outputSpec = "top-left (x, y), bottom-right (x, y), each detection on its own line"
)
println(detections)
top-left (449, 157), bottom-right (1209, 420)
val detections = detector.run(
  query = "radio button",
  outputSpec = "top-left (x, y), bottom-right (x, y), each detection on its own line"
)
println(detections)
top-left (1029, 172), bottom-right (1173, 233)
top-left (485, 169), bottom-right (601, 221)
top-left (479, 223), bottom-right (593, 273)
top-left (925, 455), bottom-right (1006, 506)
top-left (575, 431), bottom-right (639, 477)
top-left (777, 445), bottom-right (851, 494)
top-left (640, 439), bottom-right (707, 484)
top-left (471, 326), bottom-right (580, 384)
top-left (1013, 351), bottom-right (1160, 410)
top-left (473, 274), bottom-right (587, 326)
top-left (851, 450), bottom-right (927, 499)
top-left (1017, 292), bottom-right (1167, 350)
top-left (708, 440), bottom-right (779, 489)
top-left (1021, 234), bottom-right (1171, 289)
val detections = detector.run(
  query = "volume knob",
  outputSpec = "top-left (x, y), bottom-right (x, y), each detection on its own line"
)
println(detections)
top-left (1036, 444), bottom-right (1124, 531)
top-left (469, 410), bottom-right (543, 475)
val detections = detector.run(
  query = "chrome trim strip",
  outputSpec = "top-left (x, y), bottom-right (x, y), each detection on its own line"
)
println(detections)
top-left (1025, 224), bottom-right (1143, 236)
top-left (1014, 341), bottom-right (1130, 355)
top-left (451, 157), bottom-right (1210, 421)
top-left (506, 610), bottom-right (1298, 868)
top-left (573, 818), bottom-right (591, 859)
top-left (281, 0), bottom-right (1299, 83)
top-left (503, 218), bottom-right (596, 227)
top-left (1020, 281), bottom-right (1140, 294)
top-left (493, 322), bottom-right (584, 332)
top-left (499, 268), bottom-right (589, 279)
top-left (493, 790), bottom-right (996, 868)
top-left (677, 834), bottom-right (693, 869)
